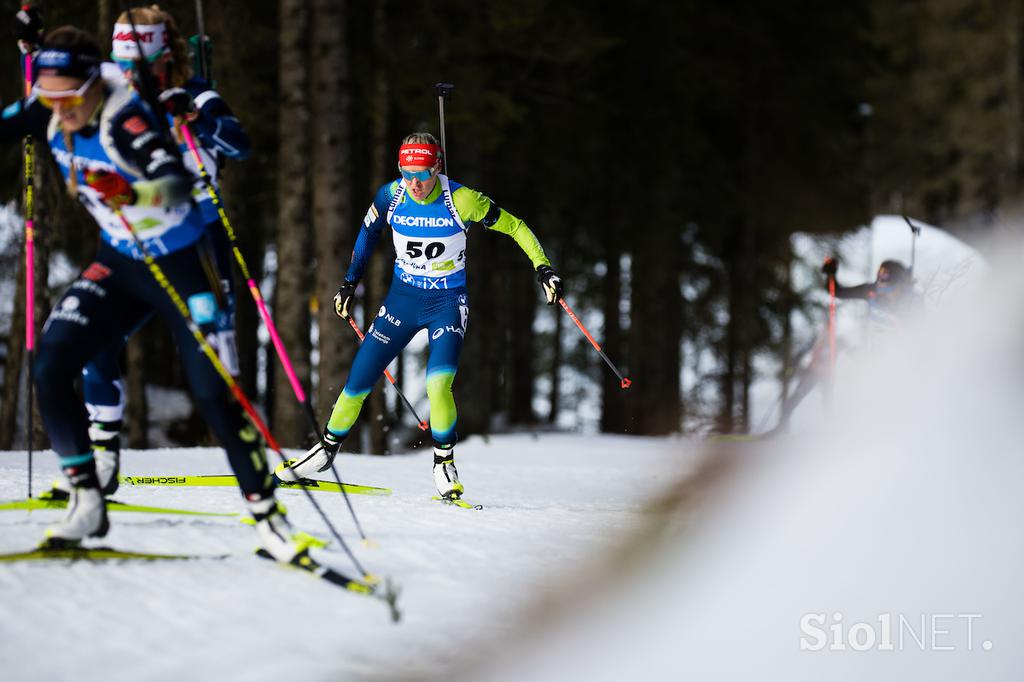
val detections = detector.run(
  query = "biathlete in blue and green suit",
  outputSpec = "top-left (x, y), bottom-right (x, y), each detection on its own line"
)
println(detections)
top-left (277, 132), bottom-right (563, 498)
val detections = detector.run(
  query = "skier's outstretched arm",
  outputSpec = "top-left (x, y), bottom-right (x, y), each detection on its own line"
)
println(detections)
top-left (452, 185), bottom-right (563, 303)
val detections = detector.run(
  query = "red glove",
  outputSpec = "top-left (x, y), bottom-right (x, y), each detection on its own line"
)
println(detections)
top-left (85, 170), bottom-right (136, 208)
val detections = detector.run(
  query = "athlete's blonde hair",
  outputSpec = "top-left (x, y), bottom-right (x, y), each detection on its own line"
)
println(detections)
top-left (399, 132), bottom-right (443, 172)
top-left (401, 132), bottom-right (440, 146)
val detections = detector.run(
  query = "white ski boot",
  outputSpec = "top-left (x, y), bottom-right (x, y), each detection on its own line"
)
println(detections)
top-left (432, 447), bottom-right (464, 499)
top-left (94, 449), bottom-right (120, 496)
top-left (275, 429), bottom-right (342, 482)
top-left (250, 498), bottom-right (304, 563)
top-left (89, 420), bottom-right (122, 496)
top-left (44, 485), bottom-right (109, 545)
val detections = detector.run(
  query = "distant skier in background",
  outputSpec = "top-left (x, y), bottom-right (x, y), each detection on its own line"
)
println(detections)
top-left (821, 256), bottom-right (918, 330)
top-left (276, 132), bottom-right (562, 500)
top-left (0, 25), bottom-right (301, 559)
top-left (773, 256), bottom-right (918, 432)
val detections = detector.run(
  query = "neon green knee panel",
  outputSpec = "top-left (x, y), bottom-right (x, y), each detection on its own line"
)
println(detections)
top-left (426, 369), bottom-right (457, 443)
top-left (326, 388), bottom-right (370, 437)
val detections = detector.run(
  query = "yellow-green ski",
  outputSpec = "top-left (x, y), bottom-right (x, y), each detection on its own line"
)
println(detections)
top-left (431, 495), bottom-right (484, 510)
top-left (0, 545), bottom-right (228, 562)
top-left (118, 474), bottom-right (391, 496)
top-left (0, 489), bottom-right (237, 517)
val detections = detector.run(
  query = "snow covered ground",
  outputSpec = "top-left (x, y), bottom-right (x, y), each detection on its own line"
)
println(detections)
top-left (0, 433), bottom-right (698, 682)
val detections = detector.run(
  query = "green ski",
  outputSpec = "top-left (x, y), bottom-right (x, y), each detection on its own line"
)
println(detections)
top-left (431, 495), bottom-right (484, 510)
top-left (0, 545), bottom-right (228, 562)
top-left (118, 474), bottom-right (391, 496)
top-left (0, 489), bottom-right (237, 517)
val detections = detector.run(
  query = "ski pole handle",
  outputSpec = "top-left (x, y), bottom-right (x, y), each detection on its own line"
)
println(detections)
top-left (435, 83), bottom-right (453, 175)
top-left (558, 298), bottom-right (631, 389)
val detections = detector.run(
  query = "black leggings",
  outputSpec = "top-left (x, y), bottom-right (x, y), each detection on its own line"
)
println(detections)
top-left (34, 240), bottom-right (272, 499)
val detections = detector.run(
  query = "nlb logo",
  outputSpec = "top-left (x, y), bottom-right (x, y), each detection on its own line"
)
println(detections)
top-left (377, 305), bottom-right (402, 327)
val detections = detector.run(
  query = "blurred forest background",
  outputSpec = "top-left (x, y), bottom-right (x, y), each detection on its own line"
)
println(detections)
top-left (1, 0), bottom-right (1021, 452)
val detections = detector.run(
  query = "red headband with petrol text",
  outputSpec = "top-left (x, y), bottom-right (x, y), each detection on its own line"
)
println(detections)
top-left (398, 144), bottom-right (440, 167)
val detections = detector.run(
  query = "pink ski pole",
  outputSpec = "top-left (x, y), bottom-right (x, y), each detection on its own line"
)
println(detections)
top-left (22, 40), bottom-right (36, 497)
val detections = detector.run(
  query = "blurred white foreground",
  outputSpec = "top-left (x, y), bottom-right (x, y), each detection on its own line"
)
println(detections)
top-left (475, 234), bottom-right (1023, 681)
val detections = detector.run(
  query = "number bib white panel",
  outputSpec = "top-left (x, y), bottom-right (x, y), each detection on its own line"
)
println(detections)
top-left (387, 176), bottom-right (468, 289)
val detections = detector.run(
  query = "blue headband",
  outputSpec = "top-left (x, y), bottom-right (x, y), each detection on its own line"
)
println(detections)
top-left (35, 48), bottom-right (101, 81)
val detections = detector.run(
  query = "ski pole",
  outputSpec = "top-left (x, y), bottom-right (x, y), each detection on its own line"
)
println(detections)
top-left (558, 298), bottom-right (631, 389)
top-left (193, 0), bottom-right (208, 81)
top-left (827, 277), bottom-right (837, 370)
top-left (111, 206), bottom-right (372, 579)
top-left (346, 317), bottom-right (429, 431)
top-left (435, 83), bottom-right (453, 174)
top-left (178, 123), bottom-right (372, 545)
top-left (901, 214), bottom-right (921, 274)
top-left (21, 32), bottom-right (35, 498)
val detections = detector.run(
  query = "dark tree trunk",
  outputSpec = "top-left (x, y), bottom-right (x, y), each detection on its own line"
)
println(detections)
top-left (208, 0), bottom-right (276, 407)
top-left (506, 265), bottom-right (536, 425)
top-left (630, 230), bottom-right (682, 435)
top-left (0, 249), bottom-right (27, 449)
top-left (719, 256), bottom-right (738, 434)
top-left (98, 0), bottom-right (115, 53)
top-left (548, 294), bottom-right (563, 425)
top-left (459, 240), bottom-right (498, 438)
top-left (600, 244), bottom-right (628, 433)
top-left (362, 0), bottom-right (391, 454)
top-left (124, 330), bottom-right (149, 448)
top-left (311, 0), bottom-right (355, 441)
top-left (272, 0), bottom-right (313, 447)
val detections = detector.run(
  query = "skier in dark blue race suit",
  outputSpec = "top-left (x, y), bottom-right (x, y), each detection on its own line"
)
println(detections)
top-left (74, 6), bottom-right (250, 495)
top-left (277, 133), bottom-right (563, 499)
top-left (4, 26), bottom-right (301, 560)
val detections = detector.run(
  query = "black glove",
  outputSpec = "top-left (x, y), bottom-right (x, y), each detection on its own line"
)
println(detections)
top-left (333, 280), bottom-right (357, 320)
top-left (158, 87), bottom-right (197, 119)
top-left (821, 257), bottom-right (838, 278)
top-left (14, 6), bottom-right (43, 53)
top-left (536, 264), bottom-right (563, 305)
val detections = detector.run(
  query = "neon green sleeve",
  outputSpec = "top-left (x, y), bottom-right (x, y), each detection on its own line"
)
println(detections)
top-left (451, 185), bottom-right (552, 269)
